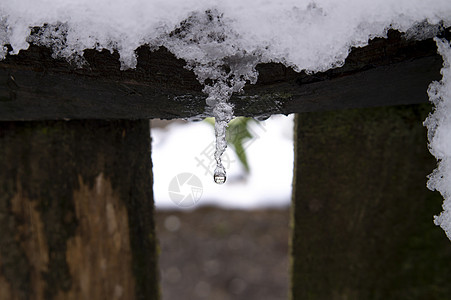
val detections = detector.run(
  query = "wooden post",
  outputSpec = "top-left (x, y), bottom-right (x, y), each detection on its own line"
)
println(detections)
top-left (0, 120), bottom-right (159, 300)
top-left (291, 104), bottom-right (451, 300)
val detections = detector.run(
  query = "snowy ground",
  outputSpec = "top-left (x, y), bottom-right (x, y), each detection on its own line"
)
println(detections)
top-left (151, 115), bottom-right (294, 210)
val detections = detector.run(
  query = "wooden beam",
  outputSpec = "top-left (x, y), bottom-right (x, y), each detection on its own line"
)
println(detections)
top-left (0, 30), bottom-right (448, 120)
top-left (0, 120), bottom-right (159, 300)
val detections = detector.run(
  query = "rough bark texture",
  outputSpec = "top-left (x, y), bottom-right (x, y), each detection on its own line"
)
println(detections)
top-left (0, 120), bottom-right (159, 300)
top-left (291, 104), bottom-right (451, 300)
top-left (0, 29), bottom-right (448, 120)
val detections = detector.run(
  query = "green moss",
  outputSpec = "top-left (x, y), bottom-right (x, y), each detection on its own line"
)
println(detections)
top-left (291, 104), bottom-right (451, 300)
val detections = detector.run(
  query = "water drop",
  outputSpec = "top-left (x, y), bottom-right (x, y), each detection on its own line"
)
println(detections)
top-left (214, 171), bottom-right (226, 184)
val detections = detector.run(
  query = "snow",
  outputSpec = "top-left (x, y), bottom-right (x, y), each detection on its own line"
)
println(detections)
top-left (1, 1), bottom-right (451, 237)
top-left (1, 1), bottom-right (450, 73)
top-left (151, 115), bottom-right (294, 209)
top-left (425, 38), bottom-right (451, 240)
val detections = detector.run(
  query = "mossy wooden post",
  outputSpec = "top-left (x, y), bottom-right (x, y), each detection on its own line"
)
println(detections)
top-left (291, 104), bottom-right (451, 300)
top-left (0, 120), bottom-right (159, 300)
top-left (0, 27), bottom-right (448, 300)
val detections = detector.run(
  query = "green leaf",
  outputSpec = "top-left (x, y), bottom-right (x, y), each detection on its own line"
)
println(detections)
top-left (205, 117), bottom-right (255, 173)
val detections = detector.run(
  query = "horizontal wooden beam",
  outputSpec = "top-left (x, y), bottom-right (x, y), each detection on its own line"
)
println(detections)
top-left (0, 30), bottom-right (448, 120)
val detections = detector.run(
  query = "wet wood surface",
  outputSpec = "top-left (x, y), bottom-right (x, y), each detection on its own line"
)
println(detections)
top-left (0, 30), bottom-right (448, 120)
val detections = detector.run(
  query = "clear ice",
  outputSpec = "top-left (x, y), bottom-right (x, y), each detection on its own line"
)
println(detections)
top-left (161, 10), bottom-right (259, 184)
top-left (206, 82), bottom-right (234, 184)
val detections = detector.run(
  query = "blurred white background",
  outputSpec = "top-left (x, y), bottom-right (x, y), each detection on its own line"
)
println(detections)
top-left (151, 114), bottom-right (294, 209)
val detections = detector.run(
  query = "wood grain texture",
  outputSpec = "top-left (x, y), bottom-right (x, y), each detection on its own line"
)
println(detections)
top-left (0, 120), bottom-right (158, 300)
top-left (291, 104), bottom-right (451, 300)
top-left (0, 29), bottom-right (448, 120)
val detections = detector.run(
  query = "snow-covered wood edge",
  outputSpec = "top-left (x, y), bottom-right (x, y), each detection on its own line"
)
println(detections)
top-left (0, 29), bottom-right (448, 120)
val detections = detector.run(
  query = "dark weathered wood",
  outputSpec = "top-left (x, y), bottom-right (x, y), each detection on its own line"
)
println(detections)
top-left (0, 30), bottom-right (448, 120)
top-left (291, 104), bottom-right (451, 300)
top-left (0, 120), bottom-right (159, 300)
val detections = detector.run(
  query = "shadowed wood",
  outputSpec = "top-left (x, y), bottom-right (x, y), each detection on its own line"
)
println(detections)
top-left (0, 120), bottom-right (159, 300)
top-left (0, 30), bottom-right (448, 120)
top-left (291, 104), bottom-right (451, 300)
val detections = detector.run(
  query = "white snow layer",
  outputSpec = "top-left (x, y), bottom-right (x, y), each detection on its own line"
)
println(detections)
top-left (2, 1), bottom-right (451, 238)
top-left (425, 38), bottom-right (451, 241)
top-left (1, 0), bottom-right (450, 74)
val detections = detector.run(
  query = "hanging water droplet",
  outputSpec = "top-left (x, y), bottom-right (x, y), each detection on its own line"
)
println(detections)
top-left (214, 171), bottom-right (226, 184)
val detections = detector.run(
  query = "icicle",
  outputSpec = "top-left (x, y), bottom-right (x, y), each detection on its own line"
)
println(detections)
top-left (205, 82), bottom-right (234, 184)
